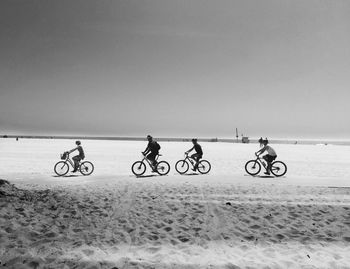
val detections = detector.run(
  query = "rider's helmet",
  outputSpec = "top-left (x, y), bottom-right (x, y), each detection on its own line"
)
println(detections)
top-left (192, 138), bottom-right (198, 143)
top-left (147, 135), bottom-right (153, 141)
top-left (76, 140), bottom-right (81, 145)
top-left (263, 138), bottom-right (269, 145)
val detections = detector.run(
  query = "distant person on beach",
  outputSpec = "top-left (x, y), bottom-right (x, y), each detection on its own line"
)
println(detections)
top-left (68, 141), bottom-right (85, 172)
top-left (142, 135), bottom-right (161, 170)
top-left (186, 138), bottom-right (203, 171)
top-left (256, 138), bottom-right (277, 175)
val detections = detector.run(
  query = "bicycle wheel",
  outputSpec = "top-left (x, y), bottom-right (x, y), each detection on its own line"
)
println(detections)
top-left (270, 161), bottom-right (287, 177)
top-left (245, 160), bottom-right (261, 176)
top-left (175, 160), bottom-right (189, 174)
top-left (80, 161), bottom-right (94, 176)
top-left (132, 161), bottom-right (146, 176)
top-left (54, 161), bottom-right (69, 176)
top-left (197, 160), bottom-right (211, 174)
top-left (156, 161), bottom-right (170, 175)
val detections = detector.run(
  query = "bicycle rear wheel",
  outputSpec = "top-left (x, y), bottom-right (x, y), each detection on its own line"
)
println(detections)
top-left (156, 161), bottom-right (170, 175)
top-left (132, 161), bottom-right (146, 176)
top-left (54, 161), bottom-right (69, 176)
top-left (175, 160), bottom-right (189, 174)
top-left (270, 161), bottom-right (287, 177)
top-left (80, 161), bottom-right (94, 175)
top-left (198, 160), bottom-right (211, 174)
top-left (245, 160), bottom-right (261, 176)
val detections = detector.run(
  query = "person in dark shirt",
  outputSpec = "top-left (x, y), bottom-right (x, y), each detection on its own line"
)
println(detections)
top-left (142, 135), bottom-right (160, 170)
top-left (186, 138), bottom-right (203, 171)
top-left (68, 140), bottom-right (85, 172)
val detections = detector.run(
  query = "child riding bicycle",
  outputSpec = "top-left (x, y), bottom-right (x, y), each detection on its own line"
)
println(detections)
top-left (185, 138), bottom-right (203, 171)
top-left (142, 135), bottom-right (161, 171)
top-left (67, 140), bottom-right (85, 172)
top-left (255, 138), bottom-right (277, 175)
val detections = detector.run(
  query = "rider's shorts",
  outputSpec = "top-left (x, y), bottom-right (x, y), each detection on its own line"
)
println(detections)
top-left (192, 153), bottom-right (203, 160)
top-left (264, 154), bottom-right (277, 163)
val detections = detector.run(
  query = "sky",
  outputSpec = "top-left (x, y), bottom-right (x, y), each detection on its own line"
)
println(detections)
top-left (1, 0), bottom-right (350, 139)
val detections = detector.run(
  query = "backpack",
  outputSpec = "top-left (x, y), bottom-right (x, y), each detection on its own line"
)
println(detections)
top-left (154, 141), bottom-right (161, 151)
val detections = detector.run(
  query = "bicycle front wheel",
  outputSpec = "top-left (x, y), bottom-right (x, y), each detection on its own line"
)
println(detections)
top-left (156, 161), bottom-right (170, 175)
top-left (270, 161), bottom-right (287, 177)
top-left (175, 160), bottom-right (189, 174)
top-left (245, 160), bottom-right (261, 176)
top-left (80, 161), bottom-right (94, 175)
top-left (54, 161), bottom-right (69, 176)
top-left (132, 161), bottom-right (146, 176)
top-left (198, 160), bottom-right (211, 174)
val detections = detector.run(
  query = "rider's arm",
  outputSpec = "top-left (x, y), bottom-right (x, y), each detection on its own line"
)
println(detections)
top-left (68, 147), bottom-right (78, 154)
top-left (185, 146), bottom-right (194, 154)
top-left (255, 146), bottom-right (266, 156)
top-left (142, 143), bottom-right (150, 155)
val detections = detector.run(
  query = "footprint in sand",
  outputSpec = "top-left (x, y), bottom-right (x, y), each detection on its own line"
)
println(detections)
top-left (243, 235), bottom-right (255, 241)
top-left (177, 235), bottom-right (190, 242)
top-left (164, 227), bottom-right (172, 232)
top-left (147, 234), bottom-right (159, 241)
top-left (82, 249), bottom-right (94, 256)
top-left (275, 234), bottom-right (285, 240)
top-left (44, 232), bottom-right (56, 238)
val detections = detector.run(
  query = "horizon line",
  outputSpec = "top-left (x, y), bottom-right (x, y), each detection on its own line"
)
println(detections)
top-left (1, 134), bottom-right (350, 146)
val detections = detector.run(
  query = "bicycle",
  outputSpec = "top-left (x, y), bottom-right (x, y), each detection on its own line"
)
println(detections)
top-left (175, 153), bottom-right (211, 175)
top-left (245, 154), bottom-right (287, 177)
top-left (54, 152), bottom-right (94, 176)
top-left (131, 153), bottom-right (170, 176)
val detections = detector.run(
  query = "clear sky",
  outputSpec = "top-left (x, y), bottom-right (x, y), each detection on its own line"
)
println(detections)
top-left (1, 0), bottom-right (349, 139)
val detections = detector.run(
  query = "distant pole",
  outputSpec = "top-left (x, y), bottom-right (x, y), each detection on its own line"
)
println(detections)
top-left (235, 128), bottom-right (238, 142)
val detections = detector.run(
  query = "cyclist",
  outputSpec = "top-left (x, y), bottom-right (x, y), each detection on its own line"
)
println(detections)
top-left (185, 138), bottom-right (203, 171)
top-left (142, 135), bottom-right (161, 171)
top-left (255, 138), bottom-right (277, 175)
top-left (68, 140), bottom-right (85, 172)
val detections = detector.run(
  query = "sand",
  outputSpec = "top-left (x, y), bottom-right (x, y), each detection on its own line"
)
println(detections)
top-left (1, 139), bottom-right (350, 268)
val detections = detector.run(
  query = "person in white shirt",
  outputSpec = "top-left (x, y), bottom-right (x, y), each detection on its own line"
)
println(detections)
top-left (256, 138), bottom-right (277, 175)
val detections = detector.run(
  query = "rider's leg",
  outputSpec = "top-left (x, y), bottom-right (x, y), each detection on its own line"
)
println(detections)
top-left (147, 153), bottom-right (157, 170)
top-left (262, 155), bottom-right (268, 170)
top-left (265, 162), bottom-right (271, 175)
top-left (264, 155), bottom-right (275, 175)
top-left (191, 154), bottom-right (200, 170)
top-left (267, 155), bottom-right (276, 174)
top-left (72, 156), bottom-right (80, 172)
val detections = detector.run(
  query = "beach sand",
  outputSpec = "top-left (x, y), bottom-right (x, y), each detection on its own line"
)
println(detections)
top-left (1, 139), bottom-right (350, 268)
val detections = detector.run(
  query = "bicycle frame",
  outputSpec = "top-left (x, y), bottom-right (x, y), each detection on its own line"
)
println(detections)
top-left (253, 155), bottom-right (268, 170)
top-left (61, 153), bottom-right (78, 168)
top-left (183, 153), bottom-right (198, 168)
top-left (141, 153), bottom-right (160, 168)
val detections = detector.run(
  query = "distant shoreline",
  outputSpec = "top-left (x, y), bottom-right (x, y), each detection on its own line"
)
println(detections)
top-left (1, 135), bottom-right (350, 146)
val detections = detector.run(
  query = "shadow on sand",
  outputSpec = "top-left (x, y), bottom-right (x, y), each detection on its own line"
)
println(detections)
top-left (257, 175), bottom-right (275, 179)
top-left (52, 174), bottom-right (80, 178)
top-left (182, 173), bottom-right (200, 176)
top-left (135, 174), bottom-right (167, 178)
top-left (244, 174), bottom-right (279, 179)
